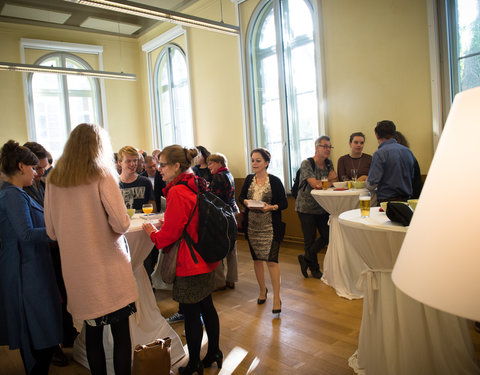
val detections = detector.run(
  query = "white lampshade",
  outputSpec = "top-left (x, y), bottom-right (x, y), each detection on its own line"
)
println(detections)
top-left (392, 86), bottom-right (480, 321)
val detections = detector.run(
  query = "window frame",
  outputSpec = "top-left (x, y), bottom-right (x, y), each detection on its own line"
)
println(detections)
top-left (245, 0), bottom-right (326, 191)
top-left (142, 26), bottom-right (194, 149)
top-left (20, 38), bottom-right (108, 143)
top-left (26, 51), bottom-right (103, 150)
top-left (153, 43), bottom-right (193, 148)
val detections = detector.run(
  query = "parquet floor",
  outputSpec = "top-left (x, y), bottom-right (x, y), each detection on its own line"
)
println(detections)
top-left (1, 239), bottom-right (479, 374)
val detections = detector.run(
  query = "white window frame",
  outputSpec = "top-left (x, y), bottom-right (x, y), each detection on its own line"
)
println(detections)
top-left (142, 26), bottom-right (195, 149)
top-left (20, 38), bottom-right (108, 141)
top-left (245, 0), bottom-right (326, 190)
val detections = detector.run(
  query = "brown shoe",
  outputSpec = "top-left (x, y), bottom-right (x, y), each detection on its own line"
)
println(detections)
top-left (226, 282), bottom-right (235, 289)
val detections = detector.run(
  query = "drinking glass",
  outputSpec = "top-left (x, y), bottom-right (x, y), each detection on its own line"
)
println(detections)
top-left (321, 176), bottom-right (329, 190)
top-left (142, 204), bottom-right (153, 215)
top-left (351, 169), bottom-right (358, 182)
top-left (359, 192), bottom-right (371, 218)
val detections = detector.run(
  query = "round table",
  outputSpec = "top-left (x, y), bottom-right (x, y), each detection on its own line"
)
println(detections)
top-left (72, 214), bottom-right (186, 374)
top-left (339, 208), bottom-right (479, 375)
top-left (311, 188), bottom-right (367, 299)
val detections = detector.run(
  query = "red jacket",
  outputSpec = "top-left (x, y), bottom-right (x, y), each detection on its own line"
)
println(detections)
top-left (150, 172), bottom-right (218, 277)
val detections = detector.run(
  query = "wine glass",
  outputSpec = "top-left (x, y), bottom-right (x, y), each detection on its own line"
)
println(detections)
top-left (142, 204), bottom-right (153, 215)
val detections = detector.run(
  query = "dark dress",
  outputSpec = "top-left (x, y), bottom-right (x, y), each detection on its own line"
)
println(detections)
top-left (238, 174), bottom-right (287, 262)
top-left (0, 182), bottom-right (62, 372)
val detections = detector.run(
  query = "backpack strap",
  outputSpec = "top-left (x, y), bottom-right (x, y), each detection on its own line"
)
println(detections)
top-left (177, 180), bottom-right (200, 264)
top-left (299, 157), bottom-right (316, 193)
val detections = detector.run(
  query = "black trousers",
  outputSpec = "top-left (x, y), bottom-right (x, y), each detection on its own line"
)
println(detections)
top-left (297, 211), bottom-right (330, 272)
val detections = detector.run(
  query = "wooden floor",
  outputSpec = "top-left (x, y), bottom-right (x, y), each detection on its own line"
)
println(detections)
top-left (1, 238), bottom-right (479, 374)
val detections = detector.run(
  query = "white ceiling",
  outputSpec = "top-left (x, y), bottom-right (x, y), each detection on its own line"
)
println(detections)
top-left (0, 0), bottom-right (199, 37)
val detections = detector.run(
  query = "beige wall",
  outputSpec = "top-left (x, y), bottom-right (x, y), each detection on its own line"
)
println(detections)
top-left (0, 0), bottom-right (434, 173)
top-left (0, 22), bottom-right (147, 154)
top-left (240, 0), bottom-right (433, 175)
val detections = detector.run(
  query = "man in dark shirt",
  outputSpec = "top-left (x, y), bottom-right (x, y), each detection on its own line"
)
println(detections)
top-left (366, 120), bottom-right (415, 202)
top-left (118, 146), bottom-right (156, 211)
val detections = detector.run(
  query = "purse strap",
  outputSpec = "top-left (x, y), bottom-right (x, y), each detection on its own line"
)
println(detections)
top-left (134, 337), bottom-right (171, 351)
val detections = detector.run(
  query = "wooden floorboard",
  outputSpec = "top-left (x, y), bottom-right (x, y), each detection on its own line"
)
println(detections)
top-left (1, 238), bottom-right (479, 374)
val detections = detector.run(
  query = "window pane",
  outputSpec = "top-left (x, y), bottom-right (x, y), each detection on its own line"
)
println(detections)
top-left (155, 45), bottom-right (194, 147)
top-left (284, 0), bottom-right (313, 40)
top-left (30, 52), bottom-right (101, 159)
top-left (258, 6), bottom-right (276, 49)
top-left (250, 0), bottom-right (318, 189)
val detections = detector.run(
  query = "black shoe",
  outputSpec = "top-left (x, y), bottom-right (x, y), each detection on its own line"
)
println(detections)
top-left (52, 345), bottom-right (69, 367)
top-left (297, 254), bottom-right (309, 278)
top-left (179, 361), bottom-right (204, 375)
top-left (311, 270), bottom-right (323, 279)
top-left (226, 281), bottom-right (235, 289)
top-left (202, 350), bottom-right (223, 368)
top-left (272, 300), bottom-right (282, 315)
top-left (257, 288), bottom-right (268, 304)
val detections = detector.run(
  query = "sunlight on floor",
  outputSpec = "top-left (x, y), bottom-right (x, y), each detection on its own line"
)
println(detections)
top-left (218, 346), bottom-right (248, 374)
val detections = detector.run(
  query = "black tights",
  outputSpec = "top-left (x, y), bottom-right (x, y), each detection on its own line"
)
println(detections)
top-left (181, 294), bottom-right (220, 365)
top-left (85, 317), bottom-right (132, 375)
top-left (20, 345), bottom-right (54, 375)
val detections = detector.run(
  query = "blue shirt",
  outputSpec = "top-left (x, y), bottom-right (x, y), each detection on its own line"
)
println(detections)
top-left (367, 139), bottom-right (415, 200)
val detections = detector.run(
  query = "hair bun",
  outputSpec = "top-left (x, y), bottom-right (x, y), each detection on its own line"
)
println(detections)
top-left (185, 147), bottom-right (198, 163)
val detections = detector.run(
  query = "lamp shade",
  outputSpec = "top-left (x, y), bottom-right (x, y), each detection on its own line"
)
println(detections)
top-left (392, 86), bottom-right (480, 321)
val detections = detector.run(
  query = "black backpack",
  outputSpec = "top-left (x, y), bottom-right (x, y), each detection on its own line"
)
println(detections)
top-left (291, 157), bottom-right (315, 198)
top-left (180, 182), bottom-right (237, 264)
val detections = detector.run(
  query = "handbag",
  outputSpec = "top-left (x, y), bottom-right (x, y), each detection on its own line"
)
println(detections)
top-left (132, 337), bottom-right (172, 375)
top-left (160, 240), bottom-right (180, 284)
top-left (386, 202), bottom-right (413, 226)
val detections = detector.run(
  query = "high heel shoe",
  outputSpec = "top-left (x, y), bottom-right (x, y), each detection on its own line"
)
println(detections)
top-left (178, 361), bottom-right (204, 375)
top-left (202, 350), bottom-right (223, 368)
top-left (272, 300), bottom-right (282, 315)
top-left (257, 288), bottom-right (268, 305)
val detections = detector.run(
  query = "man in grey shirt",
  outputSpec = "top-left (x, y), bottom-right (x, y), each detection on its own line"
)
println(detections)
top-left (295, 136), bottom-right (338, 278)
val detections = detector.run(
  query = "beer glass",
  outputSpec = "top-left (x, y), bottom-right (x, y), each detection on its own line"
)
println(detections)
top-left (321, 176), bottom-right (329, 190)
top-left (359, 192), bottom-right (371, 218)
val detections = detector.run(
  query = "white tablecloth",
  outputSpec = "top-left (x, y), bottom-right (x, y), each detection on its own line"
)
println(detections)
top-left (72, 215), bottom-right (186, 373)
top-left (339, 208), bottom-right (480, 375)
top-left (311, 188), bottom-right (366, 299)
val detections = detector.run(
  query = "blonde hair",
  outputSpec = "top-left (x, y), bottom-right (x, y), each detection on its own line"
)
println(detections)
top-left (118, 146), bottom-right (138, 161)
top-left (207, 153), bottom-right (227, 167)
top-left (48, 123), bottom-right (117, 187)
top-left (160, 145), bottom-right (198, 173)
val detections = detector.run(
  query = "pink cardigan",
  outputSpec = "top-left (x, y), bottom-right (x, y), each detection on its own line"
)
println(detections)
top-left (44, 174), bottom-right (138, 321)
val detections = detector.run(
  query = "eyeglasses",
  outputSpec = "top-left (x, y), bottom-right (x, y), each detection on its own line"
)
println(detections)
top-left (318, 145), bottom-right (334, 150)
top-left (158, 162), bottom-right (171, 168)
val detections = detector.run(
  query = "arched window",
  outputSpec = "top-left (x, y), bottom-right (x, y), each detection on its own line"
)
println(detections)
top-left (154, 44), bottom-right (193, 147)
top-left (27, 52), bottom-right (102, 159)
top-left (248, 0), bottom-right (321, 189)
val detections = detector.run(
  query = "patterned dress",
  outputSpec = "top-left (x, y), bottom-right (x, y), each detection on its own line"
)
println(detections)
top-left (246, 176), bottom-right (278, 262)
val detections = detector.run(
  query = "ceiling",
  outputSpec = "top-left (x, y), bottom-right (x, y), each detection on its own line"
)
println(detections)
top-left (0, 0), bottom-right (200, 37)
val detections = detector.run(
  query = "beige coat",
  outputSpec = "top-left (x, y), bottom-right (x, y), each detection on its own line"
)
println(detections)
top-left (45, 174), bottom-right (138, 321)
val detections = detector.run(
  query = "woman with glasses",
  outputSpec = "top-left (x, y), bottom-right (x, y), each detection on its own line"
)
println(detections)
top-left (142, 145), bottom-right (221, 375)
top-left (238, 148), bottom-right (287, 317)
top-left (45, 124), bottom-right (138, 375)
top-left (337, 132), bottom-right (372, 182)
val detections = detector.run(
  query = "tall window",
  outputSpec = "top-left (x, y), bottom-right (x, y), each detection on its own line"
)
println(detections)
top-left (154, 44), bottom-right (193, 147)
top-left (27, 52), bottom-right (102, 159)
top-left (248, 0), bottom-right (320, 188)
top-left (447, 0), bottom-right (480, 95)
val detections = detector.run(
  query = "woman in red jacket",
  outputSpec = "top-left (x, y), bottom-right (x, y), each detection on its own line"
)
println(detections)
top-left (142, 145), bottom-right (221, 375)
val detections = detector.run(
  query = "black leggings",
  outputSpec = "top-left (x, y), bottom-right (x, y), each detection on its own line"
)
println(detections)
top-left (181, 294), bottom-right (220, 364)
top-left (20, 345), bottom-right (54, 375)
top-left (85, 316), bottom-right (132, 375)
